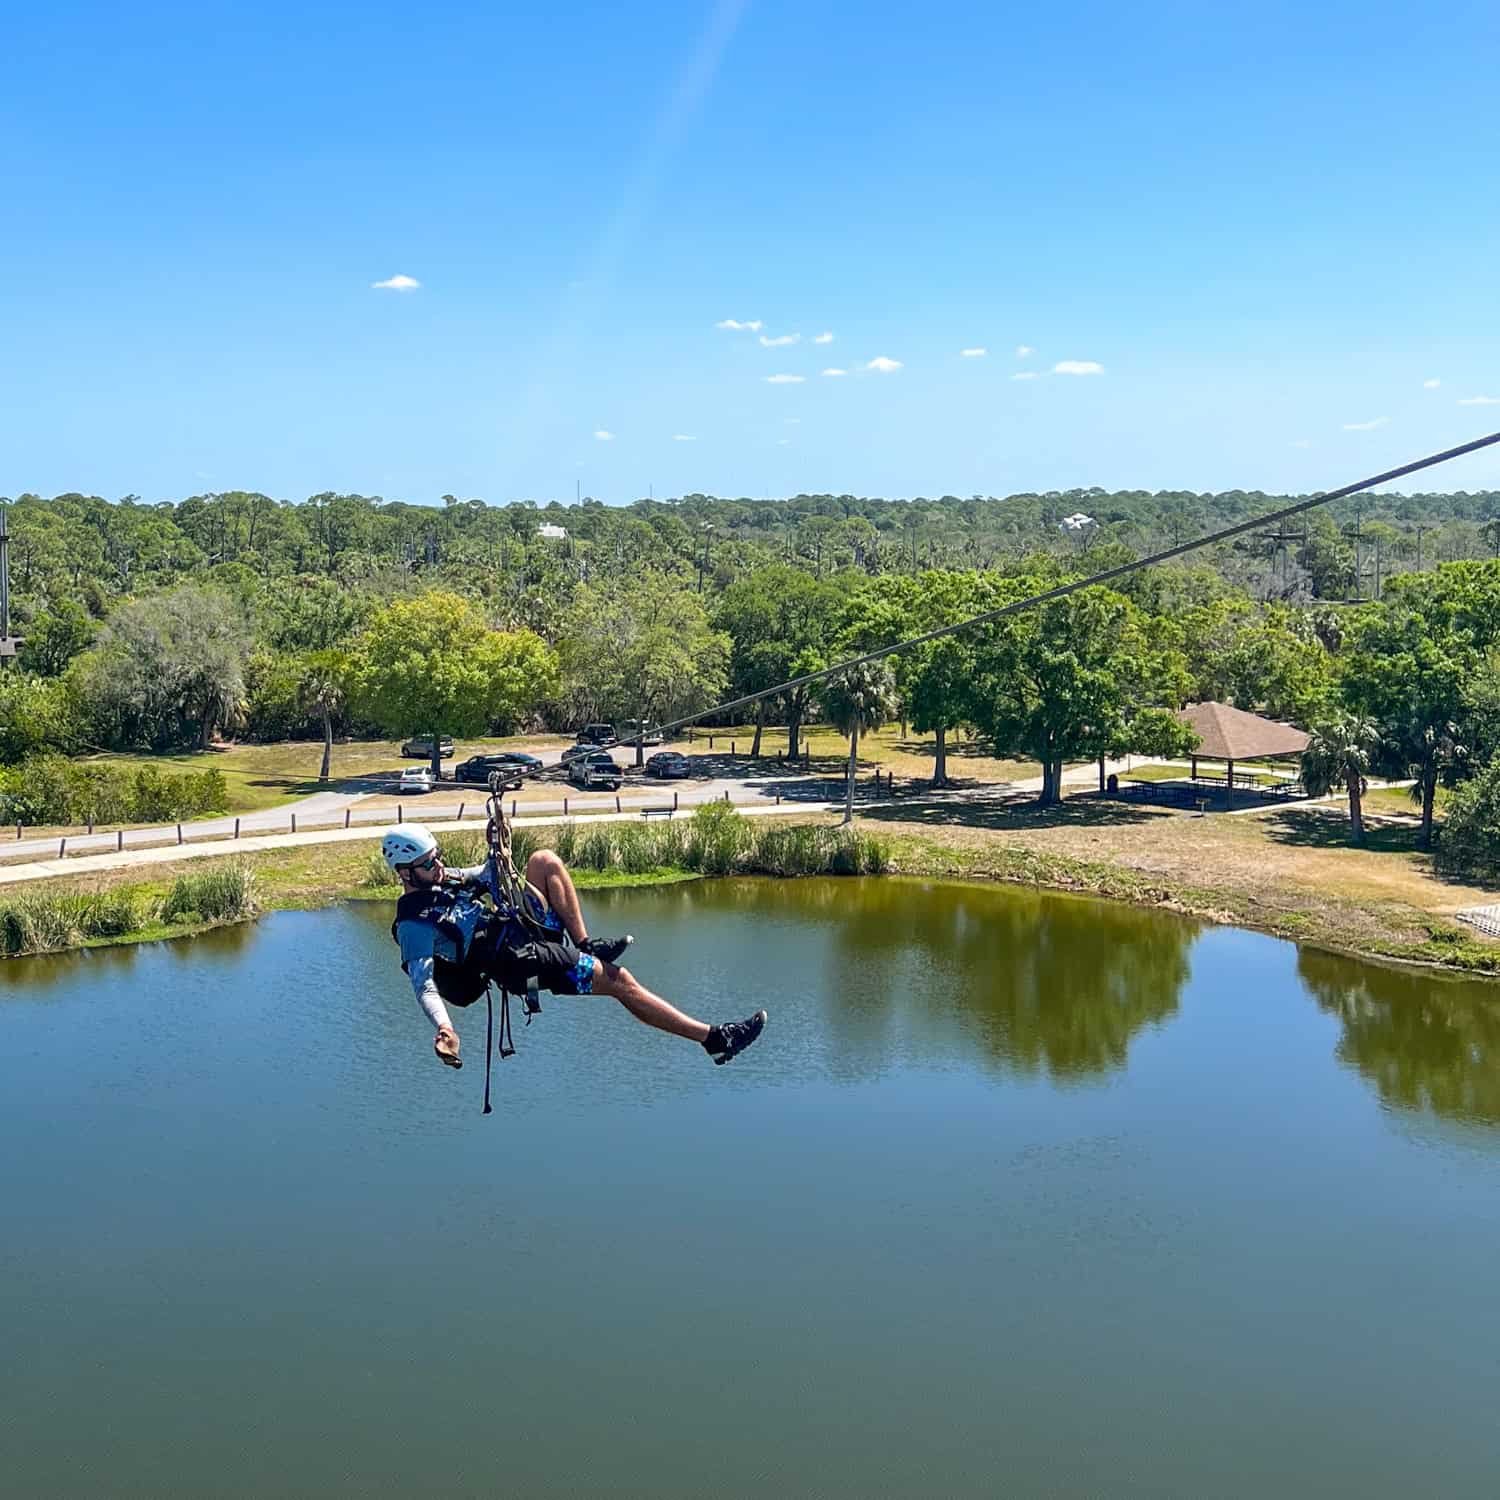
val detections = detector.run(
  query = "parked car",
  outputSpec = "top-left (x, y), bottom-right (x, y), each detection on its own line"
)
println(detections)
top-left (454, 754), bottom-right (526, 789)
top-left (401, 735), bottom-right (454, 759)
top-left (619, 719), bottom-right (664, 746)
top-left (574, 723), bottom-right (617, 747)
top-left (398, 767), bottom-right (435, 794)
top-left (566, 752), bottom-right (622, 791)
top-left (559, 742), bottom-right (598, 767)
top-left (645, 751), bottom-right (690, 779)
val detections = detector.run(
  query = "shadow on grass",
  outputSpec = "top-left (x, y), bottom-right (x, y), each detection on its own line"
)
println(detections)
top-left (1263, 807), bottom-right (1425, 855)
top-left (857, 788), bottom-right (1166, 832)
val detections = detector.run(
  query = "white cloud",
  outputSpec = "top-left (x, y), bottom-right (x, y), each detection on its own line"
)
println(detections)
top-left (1423, 378), bottom-right (1441, 389)
top-left (372, 274), bottom-right (420, 290)
top-left (1052, 360), bottom-right (1103, 376)
top-left (821, 368), bottom-right (847, 377)
top-left (777, 438), bottom-right (791, 446)
top-left (1011, 371), bottom-right (1039, 381)
top-left (715, 318), bottom-right (763, 331)
top-left (1458, 395), bottom-right (1500, 406)
top-left (672, 434), bottom-right (697, 441)
top-left (1292, 440), bottom-right (1314, 449)
top-left (594, 429), bottom-right (615, 441)
top-left (1342, 417), bottom-right (1388, 431)
top-left (759, 333), bottom-right (800, 347)
top-left (960, 347), bottom-right (988, 358)
top-left (784, 417), bottom-right (801, 424)
top-left (765, 373), bottom-right (806, 384)
top-left (814, 332), bottom-right (834, 344)
top-left (866, 356), bottom-right (903, 373)
top-left (1016, 345), bottom-right (1035, 358)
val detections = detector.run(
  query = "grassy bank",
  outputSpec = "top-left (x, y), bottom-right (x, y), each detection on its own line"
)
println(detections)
top-left (0, 809), bottom-right (888, 958)
top-left (0, 864), bottom-right (257, 957)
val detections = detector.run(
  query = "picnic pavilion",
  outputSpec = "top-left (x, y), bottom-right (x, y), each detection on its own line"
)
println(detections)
top-left (1172, 701), bottom-right (1310, 794)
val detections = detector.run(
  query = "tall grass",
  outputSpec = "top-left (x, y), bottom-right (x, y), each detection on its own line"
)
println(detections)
top-left (360, 807), bottom-right (888, 890)
top-left (0, 862), bottom-right (255, 957)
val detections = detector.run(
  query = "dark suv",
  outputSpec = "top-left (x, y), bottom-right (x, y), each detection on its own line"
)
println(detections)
top-left (575, 723), bottom-right (617, 747)
top-left (454, 754), bottom-right (529, 789)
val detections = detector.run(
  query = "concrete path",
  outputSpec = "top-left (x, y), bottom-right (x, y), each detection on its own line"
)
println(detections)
top-left (4, 788), bottom-right (372, 861)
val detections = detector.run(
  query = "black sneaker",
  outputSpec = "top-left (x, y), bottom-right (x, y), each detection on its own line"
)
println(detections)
top-left (580, 934), bottom-right (633, 963)
top-left (705, 1010), bottom-right (767, 1065)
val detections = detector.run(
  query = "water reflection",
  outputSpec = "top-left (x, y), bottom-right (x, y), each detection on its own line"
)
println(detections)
top-left (0, 919), bottom-right (258, 999)
top-left (700, 877), bottom-right (1196, 1081)
top-left (1297, 950), bottom-right (1500, 1125)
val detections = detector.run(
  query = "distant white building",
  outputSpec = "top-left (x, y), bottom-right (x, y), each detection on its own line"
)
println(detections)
top-left (537, 523), bottom-right (568, 541)
top-left (1060, 512), bottom-right (1095, 532)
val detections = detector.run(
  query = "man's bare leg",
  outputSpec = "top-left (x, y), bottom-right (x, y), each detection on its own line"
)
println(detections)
top-left (525, 848), bottom-right (589, 944)
top-left (590, 961), bottom-right (711, 1043)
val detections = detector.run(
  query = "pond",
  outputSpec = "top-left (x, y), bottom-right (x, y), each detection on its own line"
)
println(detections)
top-left (3, 878), bottom-right (1499, 1498)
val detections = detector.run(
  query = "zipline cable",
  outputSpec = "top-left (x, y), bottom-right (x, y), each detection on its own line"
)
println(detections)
top-left (646, 430), bottom-right (1500, 743)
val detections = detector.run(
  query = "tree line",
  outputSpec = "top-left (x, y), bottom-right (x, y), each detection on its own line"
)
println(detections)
top-left (7, 486), bottom-right (1500, 870)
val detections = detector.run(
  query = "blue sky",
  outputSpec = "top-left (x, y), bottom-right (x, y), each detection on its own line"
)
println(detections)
top-left (2, 0), bottom-right (1498, 506)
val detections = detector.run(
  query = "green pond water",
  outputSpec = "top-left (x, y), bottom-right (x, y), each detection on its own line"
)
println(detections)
top-left (3, 877), bottom-right (1499, 1498)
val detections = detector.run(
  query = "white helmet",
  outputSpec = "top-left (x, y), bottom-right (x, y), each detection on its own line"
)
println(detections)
top-left (382, 824), bottom-right (439, 872)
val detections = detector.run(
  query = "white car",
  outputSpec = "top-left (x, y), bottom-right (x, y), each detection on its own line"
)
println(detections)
top-left (398, 767), bottom-right (434, 794)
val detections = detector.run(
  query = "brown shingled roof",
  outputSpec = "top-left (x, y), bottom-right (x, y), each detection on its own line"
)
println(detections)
top-left (1173, 701), bottom-right (1310, 760)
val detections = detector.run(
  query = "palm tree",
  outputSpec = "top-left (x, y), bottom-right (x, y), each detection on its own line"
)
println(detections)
top-left (299, 649), bottom-right (349, 783)
top-left (818, 661), bottom-right (898, 825)
top-left (1300, 714), bottom-right (1380, 844)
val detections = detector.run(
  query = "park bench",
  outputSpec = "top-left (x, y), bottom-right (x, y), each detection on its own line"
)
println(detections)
top-left (640, 806), bottom-right (675, 821)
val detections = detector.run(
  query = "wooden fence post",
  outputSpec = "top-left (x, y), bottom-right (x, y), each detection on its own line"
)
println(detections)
top-left (117, 830), bottom-right (124, 851)
top-left (59, 837), bottom-right (66, 858)
top-left (457, 802), bottom-right (465, 822)
top-left (511, 799), bottom-right (517, 819)
top-left (234, 817), bottom-right (241, 839)
top-left (673, 792), bottom-right (678, 810)
top-left (564, 797), bottom-right (569, 816)
top-left (291, 813), bottom-right (297, 834)
top-left (615, 795), bottom-right (621, 813)
top-left (344, 809), bottom-right (350, 829)
top-left (177, 824), bottom-right (183, 845)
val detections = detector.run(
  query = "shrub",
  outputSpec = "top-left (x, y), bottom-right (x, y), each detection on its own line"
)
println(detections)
top-left (0, 755), bottom-right (229, 827)
top-left (1434, 759), bottom-right (1500, 883)
top-left (160, 863), bottom-right (255, 924)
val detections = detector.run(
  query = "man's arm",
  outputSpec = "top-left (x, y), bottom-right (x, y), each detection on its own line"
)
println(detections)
top-left (397, 921), bottom-right (462, 1068)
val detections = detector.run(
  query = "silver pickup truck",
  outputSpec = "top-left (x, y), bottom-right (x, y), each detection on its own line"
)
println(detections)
top-left (566, 751), bottom-right (623, 792)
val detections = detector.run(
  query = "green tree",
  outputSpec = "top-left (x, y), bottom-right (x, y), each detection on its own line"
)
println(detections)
top-left (348, 591), bottom-right (559, 776)
top-left (17, 599), bottom-right (96, 677)
top-left (1341, 602), bottom-right (1472, 848)
top-left (1433, 758), bottom-right (1500, 883)
top-left (1299, 714), bottom-right (1380, 844)
top-left (299, 649), bottom-right (351, 782)
top-left (557, 576), bottom-right (729, 761)
top-left (818, 660), bottom-right (897, 825)
top-left (69, 583), bottom-right (251, 750)
top-left (969, 587), bottom-right (1193, 806)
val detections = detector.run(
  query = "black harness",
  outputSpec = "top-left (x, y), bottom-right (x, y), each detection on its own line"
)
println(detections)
top-left (392, 791), bottom-right (553, 1113)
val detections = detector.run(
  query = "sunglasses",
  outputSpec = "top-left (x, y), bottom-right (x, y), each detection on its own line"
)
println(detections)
top-left (408, 853), bottom-right (440, 873)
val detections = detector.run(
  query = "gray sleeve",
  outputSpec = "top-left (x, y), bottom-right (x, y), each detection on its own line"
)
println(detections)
top-left (396, 920), bottom-right (452, 1033)
top-left (406, 957), bottom-right (453, 1033)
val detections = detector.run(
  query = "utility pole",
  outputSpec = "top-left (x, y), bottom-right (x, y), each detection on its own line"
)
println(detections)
top-left (0, 503), bottom-right (20, 659)
top-left (1344, 504), bottom-right (1365, 601)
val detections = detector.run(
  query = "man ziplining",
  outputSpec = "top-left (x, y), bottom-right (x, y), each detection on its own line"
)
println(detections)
top-left (384, 799), bottom-right (766, 1072)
